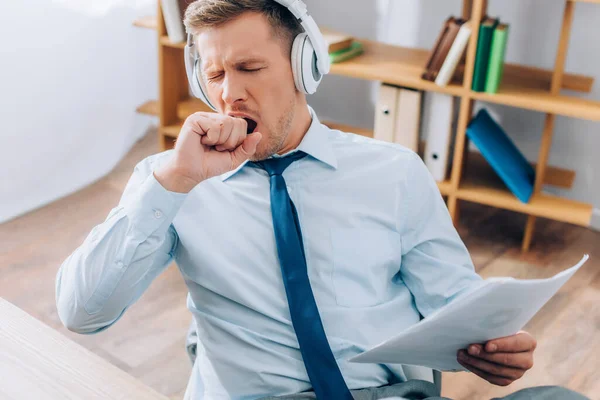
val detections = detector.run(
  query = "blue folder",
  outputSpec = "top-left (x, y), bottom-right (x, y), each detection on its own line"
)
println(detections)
top-left (466, 109), bottom-right (535, 203)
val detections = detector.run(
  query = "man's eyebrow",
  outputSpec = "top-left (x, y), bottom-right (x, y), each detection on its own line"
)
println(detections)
top-left (232, 57), bottom-right (268, 67)
top-left (203, 57), bottom-right (268, 72)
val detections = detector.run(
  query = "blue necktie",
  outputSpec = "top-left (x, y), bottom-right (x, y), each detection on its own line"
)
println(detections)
top-left (256, 152), bottom-right (353, 400)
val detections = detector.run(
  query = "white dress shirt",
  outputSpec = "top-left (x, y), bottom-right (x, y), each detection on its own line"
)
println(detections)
top-left (56, 105), bottom-right (482, 399)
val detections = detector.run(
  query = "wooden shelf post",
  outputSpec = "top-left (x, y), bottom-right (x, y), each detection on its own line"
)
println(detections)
top-left (157, 3), bottom-right (189, 151)
top-left (522, 0), bottom-right (576, 251)
top-left (448, 0), bottom-right (487, 224)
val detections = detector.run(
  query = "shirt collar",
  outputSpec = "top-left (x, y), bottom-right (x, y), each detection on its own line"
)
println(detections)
top-left (220, 105), bottom-right (337, 181)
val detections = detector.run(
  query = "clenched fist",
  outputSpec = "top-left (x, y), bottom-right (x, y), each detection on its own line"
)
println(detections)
top-left (154, 112), bottom-right (262, 193)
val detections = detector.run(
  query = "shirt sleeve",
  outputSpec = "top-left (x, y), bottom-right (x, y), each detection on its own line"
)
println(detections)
top-left (55, 152), bottom-right (189, 334)
top-left (397, 152), bottom-right (483, 318)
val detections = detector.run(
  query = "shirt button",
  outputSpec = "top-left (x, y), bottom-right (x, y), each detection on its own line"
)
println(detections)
top-left (154, 209), bottom-right (163, 219)
top-left (116, 261), bottom-right (124, 269)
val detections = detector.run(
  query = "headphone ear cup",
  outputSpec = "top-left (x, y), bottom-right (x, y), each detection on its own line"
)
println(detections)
top-left (291, 33), bottom-right (322, 95)
top-left (192, 59), bottom-right (217, 111)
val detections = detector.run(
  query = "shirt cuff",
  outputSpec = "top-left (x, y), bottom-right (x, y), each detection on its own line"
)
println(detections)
top-left (124, 171), bottom-right (189, 237)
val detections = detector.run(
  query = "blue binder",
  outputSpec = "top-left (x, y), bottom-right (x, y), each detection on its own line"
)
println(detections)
top-left (466, 109), bottom-right (535, 203)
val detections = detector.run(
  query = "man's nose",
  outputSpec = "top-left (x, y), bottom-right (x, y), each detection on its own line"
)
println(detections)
top-left (221, 74), bottom-right (247, 106)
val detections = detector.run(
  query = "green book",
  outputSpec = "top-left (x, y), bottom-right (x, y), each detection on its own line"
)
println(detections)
top-left (329, 41), bottom-right (364, 64)
top-left (485, 23), bottom-right (510, 94)
top-left (471, 18), bottom-right (499, 92)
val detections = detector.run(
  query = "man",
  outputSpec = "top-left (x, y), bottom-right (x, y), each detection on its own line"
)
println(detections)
top-left (55, 1), bottom-right (587, 399)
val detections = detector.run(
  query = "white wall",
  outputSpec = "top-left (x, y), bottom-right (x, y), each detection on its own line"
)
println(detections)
top-left (306, 0), bottom-right (600, 227)
top-left (0, 0), bottom-right (158, 223)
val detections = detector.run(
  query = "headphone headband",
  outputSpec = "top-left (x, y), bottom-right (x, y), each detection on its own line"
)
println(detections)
top-left (273, 0), bottom-right (330, 74)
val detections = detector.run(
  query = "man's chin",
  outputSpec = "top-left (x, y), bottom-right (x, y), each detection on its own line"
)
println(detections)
top-left (250, 142), bottom-right (279, 162)
top-left (249, 151), bottom-right (274, 162)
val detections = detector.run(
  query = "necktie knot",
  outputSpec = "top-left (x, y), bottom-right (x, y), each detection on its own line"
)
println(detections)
top-left (257, 151), bottom-right (307, 177)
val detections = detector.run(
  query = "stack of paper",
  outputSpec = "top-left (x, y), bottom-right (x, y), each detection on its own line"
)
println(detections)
top-left (349, 255), bottom-right (590, 372)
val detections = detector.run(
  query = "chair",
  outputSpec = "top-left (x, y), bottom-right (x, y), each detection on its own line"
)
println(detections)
top-left (402, 364), bottom-right (442, 394)
top-left (185, 322), bottom-right (442, 393)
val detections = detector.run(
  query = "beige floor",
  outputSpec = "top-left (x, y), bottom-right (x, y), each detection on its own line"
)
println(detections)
top-left (1, 127), bottom-right (599, 400)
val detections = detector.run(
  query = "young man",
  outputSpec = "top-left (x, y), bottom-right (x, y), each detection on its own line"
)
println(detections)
top-left (55, 1), bottom-right (587, 399)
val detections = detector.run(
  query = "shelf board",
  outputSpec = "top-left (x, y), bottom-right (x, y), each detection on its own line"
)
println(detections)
top-left (329, 38), bottom-right (594, 95)
top-left (162, 123), bottom-right (183, 137)
top-left (160, 36), bottom-right (186, 49)
top-left (133, 16), bottom-right (158, 30)
top-left (469, 78), bottom-right (600, 122)
top-left (136, 100), bottom-right (158, 116)
top-left (135, 98), bottom-right (213, 120)
top-left (500, 63), bottom-right (593, 93)
top-left (330, 39), bottom-right (466, 97)
top-left (177, 97), bottom-right (213, 119)
top-left (321, 121), bottom-right (374, 138)
top-left (456, 167), bottom-right (592, 227)
top-left (321, 121), bottom-right (576, 189)
top-left (466, 151), bottom-right (575, 189)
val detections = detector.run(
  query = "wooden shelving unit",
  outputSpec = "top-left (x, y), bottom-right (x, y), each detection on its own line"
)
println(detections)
top-left (133, 0), bottom-right (598, 251)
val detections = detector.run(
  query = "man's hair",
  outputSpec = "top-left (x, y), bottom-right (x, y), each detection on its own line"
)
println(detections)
top-left (184, 0), bottom-right (304, 57)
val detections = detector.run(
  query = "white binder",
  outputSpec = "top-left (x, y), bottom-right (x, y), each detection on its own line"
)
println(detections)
top-left (422, 92), bottom-right (457, 182)
top-left (374, 83), bottom-right (399, 143)
top-left (393, 88), bottom-right (422, 152)
top-left (161, 0), bottom-right (185, 43)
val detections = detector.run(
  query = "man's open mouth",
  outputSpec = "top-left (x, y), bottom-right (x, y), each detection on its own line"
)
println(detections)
top-left (243, 118), bottom-right (258, 135)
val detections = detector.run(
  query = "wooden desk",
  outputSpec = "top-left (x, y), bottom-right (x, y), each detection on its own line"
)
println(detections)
top-left (0, 298), bottom-right (168, 399)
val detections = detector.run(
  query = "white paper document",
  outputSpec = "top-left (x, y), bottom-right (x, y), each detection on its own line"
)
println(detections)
top-left (348, 254), bottom-right (590, 372)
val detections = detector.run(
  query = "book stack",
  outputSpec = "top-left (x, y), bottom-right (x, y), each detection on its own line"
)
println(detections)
top-left (472, 18), bottom-right (510, 94)
top-left (320, 28), bottom-right (364, 64)
top-left (161, 0), bottom-right (193, 43)
top-left (422, 17), bottom-right (473, 87)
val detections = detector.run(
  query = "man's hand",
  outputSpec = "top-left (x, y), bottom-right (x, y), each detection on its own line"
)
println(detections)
top-left (154, 112), bottom-right (262, 193)
top-left (457, 331), bottom-right (536, 387)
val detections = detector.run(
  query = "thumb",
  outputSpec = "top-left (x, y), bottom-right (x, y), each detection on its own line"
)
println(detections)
top-left (232, 132), bottom-right (262, 165)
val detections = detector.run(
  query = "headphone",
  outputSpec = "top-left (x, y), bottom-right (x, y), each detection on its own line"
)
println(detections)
top-left (184, 0), bottom-right (330, 112)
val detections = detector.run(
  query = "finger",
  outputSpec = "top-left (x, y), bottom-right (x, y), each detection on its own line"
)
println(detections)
top-left (200, 122), bottom-right (222, 146)
top-left (174, 115), bottom-right (213, 150)
top-left (458, 358), bottom-right (514, 387)
top-left (485, 331), bottom-right (537, 353)
top-left (466, 344), bottom-right (534, 370)
top-left (225, 119), bottom-right (247, 150)
top-left (187, 114), bottom-right (214, 136)
top-left (458, 350), bottom-right (525, 380)
top-left (231, 132), bottom-right (262, 166)
top-left (216, 118), bottom-right (234, 146)
top-left (214, 119), bottom-right (245, 151)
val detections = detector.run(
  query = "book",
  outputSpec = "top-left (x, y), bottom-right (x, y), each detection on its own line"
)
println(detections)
top-left (471, 17), bottom-right (499, 92)
top-left (422, 17), bottom-right (465, 82)
top-left (320, 28), bottom-right (355, 53)
top-left (329, 41), bottom-right (363, 64)
top-left (374, 84), bottom-right (399, 143)
top-left (422, 92), bottom-right (457, 181)
top-left (435, 21), bottom-right (472, 87)
top-left (393, 88), bottom-right (422, 152)
top-left (161, 0), bottom-right (193, 43)
top-left (421, 17), bottom-right (453, 81)
top-left (466, 108), bottom-right (535, 203)
top-left (485, 23), bottom-right (510, 94)
top-left (428, 18), bottom-right (465, 82)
